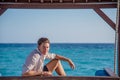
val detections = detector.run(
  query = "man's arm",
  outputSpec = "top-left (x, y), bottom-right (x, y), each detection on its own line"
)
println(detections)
top-left (55, 55), bottom-right (75, 69)
top-left (22, 71), bottom-right (52, 76)
top-left (22, 71), bottom-right (42, 76)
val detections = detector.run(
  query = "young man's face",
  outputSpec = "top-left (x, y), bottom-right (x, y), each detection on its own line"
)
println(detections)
top-left (38, 42), bottom-right (50, 55)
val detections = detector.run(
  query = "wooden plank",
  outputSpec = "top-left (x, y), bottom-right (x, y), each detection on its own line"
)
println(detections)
top-left (0, 0), bottom-right (117, 3)
top-left (0, 2), bottom-right (117, 9)
top-left (0, 76), bottom-right (119, 80)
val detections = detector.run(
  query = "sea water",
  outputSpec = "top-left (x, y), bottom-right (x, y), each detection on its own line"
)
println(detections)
top-left (0, 43), bottom-right (115, 76)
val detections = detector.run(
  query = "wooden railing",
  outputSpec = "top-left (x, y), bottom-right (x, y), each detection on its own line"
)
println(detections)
top-left (0, 76), bottom-right (119, 80)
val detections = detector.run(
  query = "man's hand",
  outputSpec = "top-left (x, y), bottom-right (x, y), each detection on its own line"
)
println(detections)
top-left (68, 59), bottom-right (75, 69)
top-left (42, 71), bottom-right (52, 76)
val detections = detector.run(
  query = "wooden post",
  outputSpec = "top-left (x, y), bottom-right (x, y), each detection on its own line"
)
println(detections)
top-left (117, 0), bottom-right (120, 77)
top-left (118, 7), bottom-right (120, 77)
top-left (118, 22), bottom-right (120, 77)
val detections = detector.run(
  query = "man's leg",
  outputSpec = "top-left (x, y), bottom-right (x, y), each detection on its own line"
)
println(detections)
top-left (46, 59), bottom-right (66, 76)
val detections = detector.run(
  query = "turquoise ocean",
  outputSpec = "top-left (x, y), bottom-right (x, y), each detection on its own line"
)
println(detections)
top-left (0, 43), bottom-right (115, 76)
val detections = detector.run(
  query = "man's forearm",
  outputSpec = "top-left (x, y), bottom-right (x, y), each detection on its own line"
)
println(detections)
top-left (22, 71), bottom-right (42, 76)
top-left (55, 55), bottom-right (70, 62)
top-left (55, 55), bottom-right (75, 69)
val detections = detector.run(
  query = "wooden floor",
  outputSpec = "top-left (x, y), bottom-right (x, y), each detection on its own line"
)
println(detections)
top-left (0, 76), bottom-right (119, 80)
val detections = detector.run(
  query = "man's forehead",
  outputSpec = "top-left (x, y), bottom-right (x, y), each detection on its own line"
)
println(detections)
top-left (41, 42), bottom-right (49, 46)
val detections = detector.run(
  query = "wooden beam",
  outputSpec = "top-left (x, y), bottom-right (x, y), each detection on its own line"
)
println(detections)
top-left (93, 8), bottom-right (116, 30)
top-left (0, 76), bottom-right (119, 80)
top-left (0, 2), bottom-right (117, 9)
top-left (0, 8), bottom-right (7, 16)
top-left (0, 0), bottom-right (117, 3)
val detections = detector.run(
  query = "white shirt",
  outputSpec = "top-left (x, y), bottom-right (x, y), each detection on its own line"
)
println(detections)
top-left (22, 48), bottom-right (56, 74)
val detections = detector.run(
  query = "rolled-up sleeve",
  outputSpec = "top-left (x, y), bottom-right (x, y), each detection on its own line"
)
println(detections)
top-left (46, 53), bottom-right (56, 60)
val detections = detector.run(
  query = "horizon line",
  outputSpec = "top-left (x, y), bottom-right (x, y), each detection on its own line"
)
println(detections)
top-left (0, 42), bottom-right (114, 44)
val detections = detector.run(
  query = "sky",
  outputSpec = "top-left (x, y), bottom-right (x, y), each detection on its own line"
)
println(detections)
top-left (0, 8), bottom-right (117, 43)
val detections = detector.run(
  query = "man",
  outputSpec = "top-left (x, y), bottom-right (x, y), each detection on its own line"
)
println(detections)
top-left (22, 37), bottom-right (75, 76)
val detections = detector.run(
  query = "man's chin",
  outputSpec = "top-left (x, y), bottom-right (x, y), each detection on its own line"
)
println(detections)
top-left (43, 52), bottom-right (47, 55)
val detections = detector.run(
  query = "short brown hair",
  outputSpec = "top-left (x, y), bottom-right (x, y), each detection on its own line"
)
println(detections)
top-left (37, 37), bottom-right (50, 46)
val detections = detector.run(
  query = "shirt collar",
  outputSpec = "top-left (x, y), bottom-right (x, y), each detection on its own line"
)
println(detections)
top-left (36, 48), bottom-right (41, 55)
top-left (36, 48), bottom-right (47, 58)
